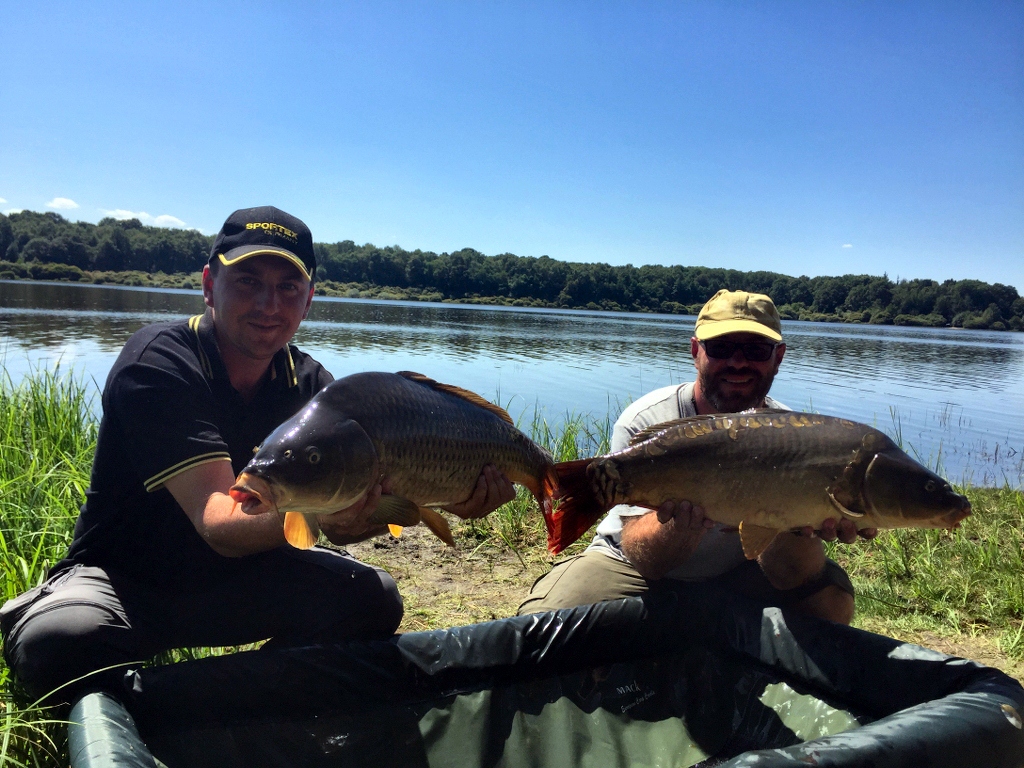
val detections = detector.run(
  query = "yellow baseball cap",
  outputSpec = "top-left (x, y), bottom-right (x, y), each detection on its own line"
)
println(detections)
top-left (694, 289), bottom-right (783, 341)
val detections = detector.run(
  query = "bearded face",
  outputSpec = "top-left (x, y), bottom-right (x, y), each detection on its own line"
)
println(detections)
top-left (698, 359), bottom-right (779, 412)
top-left (692, 333), bottom-right (785, 414)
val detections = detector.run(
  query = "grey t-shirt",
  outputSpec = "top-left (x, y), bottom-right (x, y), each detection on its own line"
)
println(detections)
top-left (588, 382), bottom-right (788, 581)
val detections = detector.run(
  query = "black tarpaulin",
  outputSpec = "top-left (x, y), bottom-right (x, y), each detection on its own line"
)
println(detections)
top-left (74, 582), bottom-right (1024, 767)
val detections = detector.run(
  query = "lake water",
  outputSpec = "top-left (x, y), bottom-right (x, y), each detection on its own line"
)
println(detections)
top-left (2, 280), bottom-right (1023, 487)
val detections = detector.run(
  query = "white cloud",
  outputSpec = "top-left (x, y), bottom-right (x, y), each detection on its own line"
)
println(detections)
top-left (101, 209), bottom-right (190, 229)
top-left (3, 209), bottom-right (23, 215)
top-left (152, 214), bottom-right (188, 228)
top-left (842, 243), bottom-right (853, 248)
top-left (0, 197), bottom-right (7, 204)
top-left (46, 197), bottom-right (80, 210)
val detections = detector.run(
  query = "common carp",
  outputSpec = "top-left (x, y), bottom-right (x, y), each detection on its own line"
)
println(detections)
top-left (548, 410), bottom-right (971, 557)
top-left (230, 371), bottom-right (559, 549)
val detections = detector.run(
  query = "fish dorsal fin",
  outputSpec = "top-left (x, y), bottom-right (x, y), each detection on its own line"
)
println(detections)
top-left (738, 521), bottom-right (779, 560)
top-left (284, 511), bottom-right (320, 550)
top-left (628, 409), bottom-right (796, 446)
top-left (418, 506), bottom-right (456, 547)
top-left (370, 495), bottom-right (423, 527)
top-left (398, 371), bottom-right (514, 425)
top-left (629, 415), bottom-right (721, 445)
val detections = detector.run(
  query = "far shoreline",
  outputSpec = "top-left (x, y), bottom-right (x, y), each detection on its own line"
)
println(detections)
top-left (3, 274), bottom-right (1022, 333)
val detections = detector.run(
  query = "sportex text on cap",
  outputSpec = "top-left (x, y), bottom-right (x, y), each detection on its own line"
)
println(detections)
top-left (694, 289), bottom-right (783, 342)
top-left (210, 206), bottom-right (317, 281)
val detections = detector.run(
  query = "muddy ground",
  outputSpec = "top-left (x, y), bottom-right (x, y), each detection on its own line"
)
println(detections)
top-left (348, 526), bottom-right (1024, 683)
top-left (347, 526), bottom-right (550, 630)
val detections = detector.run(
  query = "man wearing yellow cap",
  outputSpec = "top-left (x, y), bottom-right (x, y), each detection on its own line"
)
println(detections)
top-left (519, 289), bottom-right (872, 623)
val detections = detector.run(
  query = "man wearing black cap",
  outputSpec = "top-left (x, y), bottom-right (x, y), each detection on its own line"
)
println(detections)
top-left (0, 206), bottom-right (513, 703)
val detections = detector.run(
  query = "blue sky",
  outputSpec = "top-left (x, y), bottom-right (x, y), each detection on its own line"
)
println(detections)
top-left (2, 1), bottom-right (1021, 290)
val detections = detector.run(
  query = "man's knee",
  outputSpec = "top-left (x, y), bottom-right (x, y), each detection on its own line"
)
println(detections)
top-left (794, 585), bottom-right (855, 625)
top-left (372, 568), bottom-right (404, 636)
top-left (306, 562), bottom-right (403, 640)
top-left (302, 559), bottom-right (404, 640)
top-left (517, 550), bottom-right (649, 616)
top-left (4, 599), bottom-right (134, 701)
top-left (757, 533), bottom-right (828, 591)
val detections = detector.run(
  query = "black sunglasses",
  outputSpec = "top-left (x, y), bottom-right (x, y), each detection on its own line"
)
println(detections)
top-left (699, 339), bottom-right (779, 362)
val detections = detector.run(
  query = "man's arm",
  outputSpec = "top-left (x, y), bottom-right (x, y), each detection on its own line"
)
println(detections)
top-left (164, 460), bottom-right (287, 557)
top-left (166, 461), bottom-right (388, 556)
top-left (619, 501), bottom-right (716, 580)
top-left (167, 462), bottom-right (515, 556)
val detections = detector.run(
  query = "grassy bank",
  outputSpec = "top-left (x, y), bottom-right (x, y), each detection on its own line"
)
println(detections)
top-left (1, 369), bottom-right (1023, 765)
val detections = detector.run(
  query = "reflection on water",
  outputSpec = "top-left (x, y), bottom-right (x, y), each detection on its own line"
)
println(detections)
top-left (3, 280), bottom-right (1023, 487)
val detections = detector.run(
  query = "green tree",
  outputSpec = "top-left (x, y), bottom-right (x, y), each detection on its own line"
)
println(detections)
top-left (0, 214), bottom-right (13, 255)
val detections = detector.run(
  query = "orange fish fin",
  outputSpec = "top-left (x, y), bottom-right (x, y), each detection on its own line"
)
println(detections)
top-left (739, 521), bottom-right (779, 560)
top-left (397, 371), bottom-right (514, 425)
top-left (388, 524), bottom-right (404, 538)
top-left (418, 507), bottom-right (456, 547)
top-left (370, 495), bottom-right (422, 526)
top-left (545, 459), bottom-right (605, 555)
top-left (541, 463), bottom-right (561, 516)
top-left (283, 511), bottom-right (320, 550)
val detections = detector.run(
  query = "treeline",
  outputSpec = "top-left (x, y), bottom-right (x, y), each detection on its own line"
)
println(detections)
top-left (2, 210), bottom-right (1022, 331)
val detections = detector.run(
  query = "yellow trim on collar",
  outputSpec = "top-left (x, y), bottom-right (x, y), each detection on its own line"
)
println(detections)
top-left (189, 315), bottom-right (213, 379)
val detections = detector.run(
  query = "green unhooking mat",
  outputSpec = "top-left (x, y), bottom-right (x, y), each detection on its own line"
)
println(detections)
top-left (69, 583), bottom-right (1024, 767)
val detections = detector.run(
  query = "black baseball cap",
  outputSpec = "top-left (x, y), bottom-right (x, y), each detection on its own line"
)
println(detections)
top-left (209, 206), bottom-right (316, 281)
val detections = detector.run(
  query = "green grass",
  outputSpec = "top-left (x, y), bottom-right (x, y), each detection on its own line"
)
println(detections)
top-left (0, 366), bottom-right (95, 767)
top-left (1, 367), bottom-right (1023, 765)
top-left (460, 406), bottom-right (613, 561)
top-left (830, 485), bottom-right (1024, 659)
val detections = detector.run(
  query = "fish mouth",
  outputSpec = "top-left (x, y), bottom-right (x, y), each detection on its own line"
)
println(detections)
top-left (942, 499), bottom-right (972, 529)
top-left (230, 473), bottom-right (278, 515)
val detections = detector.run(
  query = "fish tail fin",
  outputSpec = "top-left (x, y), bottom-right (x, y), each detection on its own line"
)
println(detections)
top-left (545, 459), bottom-right (605, 555)
top-left (283, 511), bottom-right (321, 550)
top-left (533, 463), bottom-right (562, 518)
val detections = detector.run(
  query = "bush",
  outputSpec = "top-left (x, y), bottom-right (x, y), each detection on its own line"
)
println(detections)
top-left (869, 309), bottom-right (893, 325)
top-left (894, 313), bottom-right (947, 327)
top-left (0, 260), bottom-right (29, 278)
top-left (27, 262), bottom-right (85, 281)
top-left (962, 313), bottom-right (991, 330)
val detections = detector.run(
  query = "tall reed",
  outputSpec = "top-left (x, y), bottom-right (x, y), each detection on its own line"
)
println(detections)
top-left (0, 367), bottom-right (95, 604)
top-left (460, 408), bottom-right (613, 559)
top-left (0, 367), bottom-right (95, 768)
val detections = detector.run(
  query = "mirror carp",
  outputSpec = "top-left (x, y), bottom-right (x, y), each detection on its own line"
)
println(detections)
top-left (548, 410), bottom-right (971, 557)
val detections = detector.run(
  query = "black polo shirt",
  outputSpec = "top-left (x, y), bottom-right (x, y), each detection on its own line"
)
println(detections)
top-left (55, 310), bottom-right (333, 591)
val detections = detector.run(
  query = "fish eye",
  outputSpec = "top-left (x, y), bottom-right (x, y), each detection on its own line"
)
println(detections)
top-left (283, 449), bottom-right (293, 459)
top-left (925, 481), bottom-right (936, 492)
top-left (306, 447), bottom-right (321, 464)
